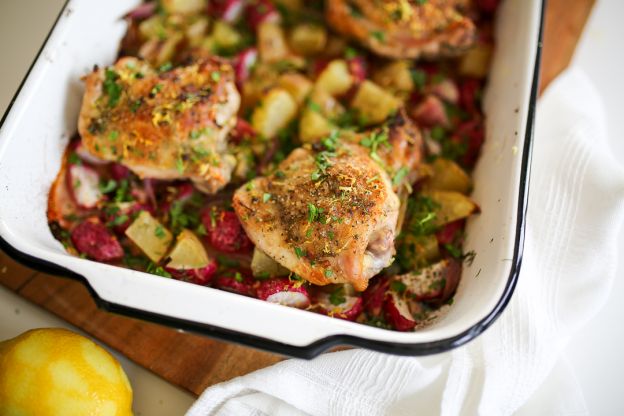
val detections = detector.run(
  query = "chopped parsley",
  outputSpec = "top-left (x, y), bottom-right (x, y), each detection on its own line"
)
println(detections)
top-left (158, 62), bottom-right (173, 72)
top-left (154, 225), bottom-right (166, 239)
top-left (150, 83), bottom-right (163, 96)
top-left (410, 68), bottom-right (427, 91)
top-left (444, 243), bottom-right (463, 259)
top-left (176, 156), bottom-right (184, 173)
top-left (211, 71), bottom-right (221, 82)
top-left (370, 30), bottom-right (385, 43)
top-left (262, 192), bottom-right (272, 203)
top-left (108, 130), bottom-right (119, 141)
top-left (146, 262), bottom-right (171, 278)
top-left (307, 203), bottom-right (318, 223)
top-left (390, 280), bottom-right (407, 293)
top-left (329, 286), bottom-right (346, 306)
top-left (324, 269), bottom-right (334, 278)
top-left (103, 69), bottom-right (122, 108)
top-left (98, 179), bottom-right (117, 194)
top-left (294, 247), bottom-right (305, 259)
top-left (67, 152), bottom-right (81, 165)
top-left (392, 167), bottom-right (409, 187)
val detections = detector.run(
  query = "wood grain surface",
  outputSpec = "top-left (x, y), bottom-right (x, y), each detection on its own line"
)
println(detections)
top-left (0, 0), bottom-right (595, 397)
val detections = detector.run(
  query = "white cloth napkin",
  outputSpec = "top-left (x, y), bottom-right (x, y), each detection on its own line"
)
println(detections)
top-left (186, 68), bottom-right (624, 416)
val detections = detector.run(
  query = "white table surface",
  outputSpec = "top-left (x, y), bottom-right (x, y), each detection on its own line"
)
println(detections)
top-left (1, 1), bottom-right (623, 415)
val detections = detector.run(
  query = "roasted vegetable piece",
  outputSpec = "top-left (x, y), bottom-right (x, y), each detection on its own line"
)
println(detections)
top-left (258, 22), bottom-right (291, 63)
top-left (299, 109), bottom-right (335, 143)
top-left (125, 211), bottom-right (173, 262)
top-left (315, 60), bottom-right (354, 96)
top-left (289, 24), bottom-right (328, 56)
top-left (384, 291), bottom-right (416, 331)
top-left (166, 229), bottom-right (210, 269)
top-left (396, 258), bottom-right (462, 304)
top-left (425, 158), bottom-right (472, 194)
top-left (161, 0), bottom-right (206, 15)
top-left (397, 233), bottom-right (440, 271)
top-left (251, 248), bottom-right (289, 278)
top-left (66, 164), bottom-right (103, 209)
top-left (166, 261), bottom-right (217, 285)
top-left (410, 94), bottom-right (450, 127)
top-left (351, 80), bottom-right (401, 126)
top-left (459, 43), bottom-right (493, 78)
top-left (257, 278), bottom-right (311, 308)
top-left (277, 73), bottom-right (313, 106)
top-left (201, 208), bottom-right (253, 253)
top-left (214, 272), bottom-right (257, 296)
top-left (71, 219), bottom-right (124, 262)
top-left (423, 190), bottom-right (479, 226)
top-left (315, 290), bottom-right (364, 321)
top-left (362, 277), bottom-right (389, 317)
top-left (371, 60), bottom-right (414, 97)
top-left (251, 88), bottom-right (298, 139)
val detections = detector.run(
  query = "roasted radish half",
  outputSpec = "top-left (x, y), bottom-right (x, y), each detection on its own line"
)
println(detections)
top-left (256, 278), bottom-right (310, 309)
top-left (395, 258), bottom-right (462, 304)
top-left (315, 288), bottom-right (364, 321)
top-left (71, 218), bottom-right (124, 262)
top-left (66, 164), bottom-right (103, 209)
top-left (214, 272), bottom-right (257, 297)
top-left (384, 291), bottom-right (416, 332)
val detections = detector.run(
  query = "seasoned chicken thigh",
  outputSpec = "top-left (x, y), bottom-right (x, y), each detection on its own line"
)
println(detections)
top-left (78, 57), bottom-right (240, 193)
top-left (233, 142), bottom-right (400, 291)
top-left (326, 0), bottom-right (476, 59)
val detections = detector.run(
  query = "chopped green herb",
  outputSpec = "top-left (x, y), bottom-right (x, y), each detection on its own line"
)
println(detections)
top-left (195, 223), bottom-right (207, 236)
top-left (294, 247), bottom-right (305, 259)
top-left (217, 255), bottom-right (239, 268)
top-left (68, 152), bottom-right (81, 165)
top-left (234, 272), bottom-right (243, 282)
top-left (262, 193), bottom-right (272, 203)
top-left (444, 243), bottom-right (462, 259)
top-left (307, 100), bottom-right (321, 113)
top-left (324, 269), bottom-right (334, 278)
top-left (211, 71), bottom-right (221, 82)
top-left (370, 30), bottom-right (385, 43)
top-left (98, 179), bottom-right (117, 194)
top-left (392, 167), bottom-right (409, 187)
top-left (155, 225), bottom-right (166, 239)
top-left (256, 271), bottom-right (271, 280)
top-left (103, 69), bottom-right (122, 108)
top-left (150, 83), bottom-right (163, 96)
top-left (410, 69), bottom-right (427, 91)
top-left (274, 170), bottom-right (286, 179)
top-left (329, 286), bottom-right (346, 306)
top-left (176, 156), bottom-right (184, 173)
top-left (130, 99), bottom-right (142, 113)
top-left (158, 62), bottom-right (173, 72)
top-left (390, 280), bottom-right (407, 293)
top-left (345, 46), bottom-right (358, 59)
top-left (307, 203), bottom-right (318, 223)
top-left (109, 214), bottom-right (129, 227)
top-left (146, 262), bottom-right (172, 278)
top-left (108, 130), bottom-right (119, 141)
top-left (306, 228), bottom-right (313, 238)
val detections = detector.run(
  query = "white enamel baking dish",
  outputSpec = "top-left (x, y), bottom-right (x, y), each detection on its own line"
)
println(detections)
top-left (0, 0), bottom-right (543, 357)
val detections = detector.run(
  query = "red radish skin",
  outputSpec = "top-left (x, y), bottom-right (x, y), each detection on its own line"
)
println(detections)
top-left (71, 219), bottom-right (124, 262)
top-left (209, 0), bottom-right (247, 23)
top-left (233, 48), bottom-right (258, 88)
top-left (435, 219), bottom-right (466, 246)
top-left (125, 1), bottom-right (157, 20)
top-left (452, 119), bottom-right (485, 169)
top-left (315, 293), bottom-right (364, 321)
top-left (66, 164), bottom-right (103, 209)
top-left (214, 274), bottom-right (257, 297)
top-left (348, 56), bottom-right (367, 84)
top-left (257, 278), bottom-right (310, 309)
top-left (245, 0), bottom-right (280, 30)
top-left (411, 95), bottom-right (450, 128)
top-left (428, 78), bottom-right (459, 104)
top-left (311, 58), bottom-right (330, 79)
top-left (384, 292), bottom-right (416, 331)
top-left (230, 117), bottom-right (256, 144)
top-left (202, 209), bottom-right (253, 253)
top-left (477, 0), bottom-right (500, 14)
top-left (166, 260), bottom-right (218, 286)
top-left (110, 163), bottom-right (130, 181)
top-left (398, 259), bottom-right (462, 304)
top-left (362, 277), bottom-right (389, 317)
top-left (459, 78), bottom-right (481, 114)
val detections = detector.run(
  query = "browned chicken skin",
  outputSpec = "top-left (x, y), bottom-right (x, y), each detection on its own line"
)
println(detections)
top-left (78, 57), bottom-right (240, 193)
top-left (326, 0), bottom-right (476, 59)
top-left (233, 142), bottom-right (400, 291)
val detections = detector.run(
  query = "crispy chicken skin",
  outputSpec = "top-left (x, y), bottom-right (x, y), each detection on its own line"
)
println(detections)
top-left (325, 0), bottom-right (476, 59)
top-left (233, 143), bottom-right (400, 291)
top-left (78, 57), bottom-right (240, 193)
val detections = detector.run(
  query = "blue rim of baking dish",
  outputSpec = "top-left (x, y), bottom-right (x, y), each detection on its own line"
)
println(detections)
top-left (0, 0), bottom-right (545, 358)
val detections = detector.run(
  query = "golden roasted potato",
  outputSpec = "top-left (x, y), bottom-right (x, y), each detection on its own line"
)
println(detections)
top-left (350, 80), bottom-right (401, 126)
top-left (308, 88), bottom-right (345, 119)
top-left (397, 234), bottom-right (440, 270)
top-left (299, 109), bottom-right (335, 143)
top-left (423, 190), bottom-right (480, 226)
top-left (315, 59), bottom-right (353, 96)
top-left (161, 0), bottom-right (206, 14)
top-left (166, 229), bottom-right (210, 269)
top-left (125, 210), bottom-right (173, 263)
top-left (0, 328), bottom-right (132, 416)
top-left (251, 88), bottom-right (298, 139)
top-left (212, 20), bottom-right (242, 50)
top-left (459, 43), bottom-right (493, 78)
top-left (277, 73), bottom-right (313, 106)
top-left (258, 22), bottom-right (290, 63)
top-left (289, 24), bottom-right (328, 56)
top-left (372, 60), bottom-right (414, 97)
top-left (425, 158), bottom-right (473, 194)
top-left (251, 248), bottom-right (289, 277)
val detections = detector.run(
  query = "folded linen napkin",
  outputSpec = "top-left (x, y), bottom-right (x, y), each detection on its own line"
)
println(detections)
top-left (186, 68), bottom-right (624, 416)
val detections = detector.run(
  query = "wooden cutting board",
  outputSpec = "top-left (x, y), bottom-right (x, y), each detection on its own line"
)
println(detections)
top-left (0, 0), bottom-right (594, 397)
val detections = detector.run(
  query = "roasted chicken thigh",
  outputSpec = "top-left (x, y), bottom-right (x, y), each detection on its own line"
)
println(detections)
top-left (233, 141), bottom-right (400, 291)
top-left (78, 57), bottom-right (240, 193)
top-left (326, 0), bottom-right (476, 59)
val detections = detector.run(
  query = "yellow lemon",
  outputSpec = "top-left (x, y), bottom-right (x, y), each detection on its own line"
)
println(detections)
top-left (0, 328), bottom-right (133, 416)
